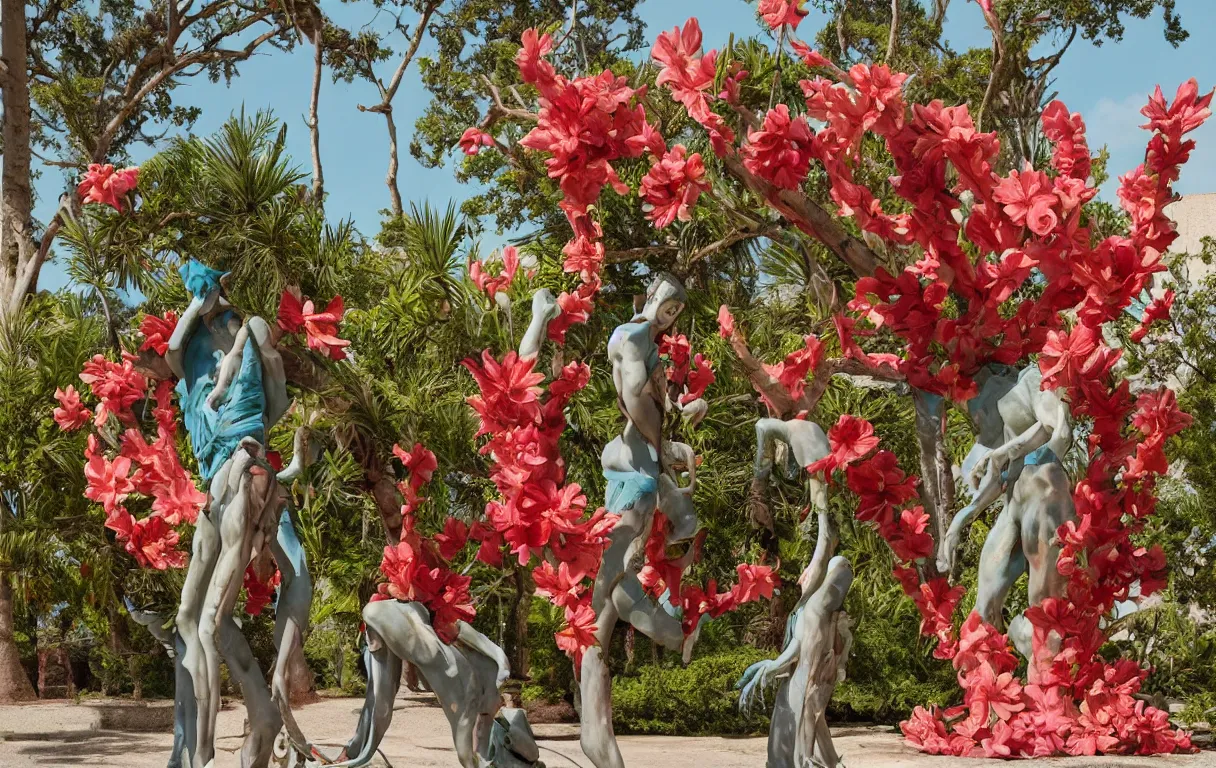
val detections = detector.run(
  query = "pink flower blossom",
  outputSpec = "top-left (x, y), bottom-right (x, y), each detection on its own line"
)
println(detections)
top-left (138, 311), bottom-right (178, 356)
top-left (639, 145), bottom-right (709, 228)
top-left (78, 164), bottom-right (139, 211)
top-left (758, 0), bottom-right (808, 31)
top-left (278, 291), bottom-right (351, 360)
top-left (458, 127), bottom-right (495, 155)
top-left (53, 385), bottom-right (92, 431)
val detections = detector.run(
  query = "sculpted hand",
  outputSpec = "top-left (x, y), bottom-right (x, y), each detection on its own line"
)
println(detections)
top-left (736, 659), bottom-right (776, 715)
top-left (968, 448), bottom-right (1007, 489)
top-left (531, 288), bottom-right (560, 323)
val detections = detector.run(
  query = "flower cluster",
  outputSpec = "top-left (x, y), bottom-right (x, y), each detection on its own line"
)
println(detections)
top-left (470, 246), bottom-right (520, 301)
top-left (659, 333), bottom-right (715, 407)
top-left (639, 145), bottom-right (710, 229)
top-left (277, 290), bottom-right (351, 360)
top-left (462, 351), bottom-right (616, 669)
top-left (62, 353), bottom-right (203, 570)
top-left (643, 15), bottom-right (1208, 756)
top-left (78, 163), bottom-right (139, 211)
top-left (371, 442), bottom-right (476, 644)
top-left (638, 511), bottom-right (778, 636)
top-left (809, 414), bottom-right (962, 654)
top-left (243, 566), bottom-right (282, 616)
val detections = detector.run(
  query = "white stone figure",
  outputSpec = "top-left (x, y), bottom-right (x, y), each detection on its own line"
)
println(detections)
top-left (738, 415), bottom-right (851, 768)
top-left (936, 364), bottom-right (1076, 658)
top-left (565, 273), bottom-right (699, 768)
top-left (324, 600), bottom-right (543, 768)
top-left (739, 545), bottom-right (853, 768)
top-left (166, 261), bottom-right (306, 768)
top-left (751, 417), bottom-right (831, 536)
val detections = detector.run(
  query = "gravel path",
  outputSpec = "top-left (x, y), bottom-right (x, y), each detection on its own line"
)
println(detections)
top-left (2, 694), bottom-right (1214, 768)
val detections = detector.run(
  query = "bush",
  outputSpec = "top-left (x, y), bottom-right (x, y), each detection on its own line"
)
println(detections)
top-left (611, 647), bottom-right (772, 735)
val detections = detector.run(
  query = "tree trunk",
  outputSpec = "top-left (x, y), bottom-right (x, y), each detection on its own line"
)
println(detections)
top-left (0, 0), bottom-right (38, 318)
top-left (913, 389), bottom-right (955, 578)
top-left (504, 566), bottom-right (534, 681)
top-left (0, 573), bottom-right (36, 702)
top-left (308, 28), bottom-right (324, 207)
top-left (288, 640), bottom-right (316, 704)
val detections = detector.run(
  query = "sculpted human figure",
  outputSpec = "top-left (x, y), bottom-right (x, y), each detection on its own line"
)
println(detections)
top-left (327, 599), bottom-right (543, 768)
top-left (166, 260), bottom-right (300, 768)
top-left (738, 546), bottom-right (853, 768)
top-left (570, 273), bottom-right (702, 768)
top-left (739, 418), bottom-right (851, 768)
top-left (937, 364), bottom-right (1075, 658)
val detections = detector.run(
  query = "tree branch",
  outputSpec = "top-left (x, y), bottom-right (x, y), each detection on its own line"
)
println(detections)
top-left (720, 155), bottom-right (882, 277)
top-left (308, 27), bottom-right (324, 206)
top-left (886, 0), bottom-right (900, 63)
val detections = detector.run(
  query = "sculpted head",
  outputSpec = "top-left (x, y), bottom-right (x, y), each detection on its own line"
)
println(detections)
top-left (638, 272), bottom-right (687, 333)
top-left (179, 259), bottom-right (232, 315)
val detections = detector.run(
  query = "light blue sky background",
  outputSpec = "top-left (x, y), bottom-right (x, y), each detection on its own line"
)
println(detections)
top-left (35, 0), bottom-right (1216, 292)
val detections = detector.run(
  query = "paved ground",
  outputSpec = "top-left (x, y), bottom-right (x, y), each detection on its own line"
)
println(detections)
top-left (2, 694), bottom-right (1214, 768)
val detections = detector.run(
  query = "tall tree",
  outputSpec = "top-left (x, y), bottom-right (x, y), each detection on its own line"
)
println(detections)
top-left (0, 1), bottom-right (308, 320)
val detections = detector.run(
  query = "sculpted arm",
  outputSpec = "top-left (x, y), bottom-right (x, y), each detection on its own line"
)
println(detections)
top-left (616, 341), bottom-right (664, 455)
top-left (166, 294), bottom-right (207, 379)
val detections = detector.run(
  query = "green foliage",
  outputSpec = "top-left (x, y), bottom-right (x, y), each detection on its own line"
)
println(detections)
top-left (611, 647), bottom-right (773, 735)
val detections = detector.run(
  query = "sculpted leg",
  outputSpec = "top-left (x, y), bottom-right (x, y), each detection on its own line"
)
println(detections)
top-left (974, 511), bottom-right (1025, 629)
top-left (1011, 464), bottom-right (1075, 659)
top-left (197, 459), bottom-right (262, 767)
top-left (579, 646), bottom-right (625, 768)
top-left (177, 506), bottom-right (219, 768)
top-left (218, 616), bottom-right (281, 768)
top-left (336, 629), bottom-right (402, 767)
top-left (269, 507), bottom-right (314, 752)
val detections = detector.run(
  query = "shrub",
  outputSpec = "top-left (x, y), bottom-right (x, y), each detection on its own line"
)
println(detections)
top-left (611, 647), bottom-right (772, 735)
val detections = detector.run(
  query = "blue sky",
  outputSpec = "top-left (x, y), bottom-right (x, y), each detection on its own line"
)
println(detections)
top-left (35, 0), bottom-right (1216, 292)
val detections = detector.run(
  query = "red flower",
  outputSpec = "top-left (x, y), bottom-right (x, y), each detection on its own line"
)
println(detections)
top-left (993, 166), bottom-right (1058, 236)
top-left (470, 246), bottom-right (520, 299)
top-left (392, 442), bottom-right (439, 488)
top-left (53, 385), bottom-right (92, 431)
top-left (461, 350), bottom-right (546, 435)
top-left (760, 335), bottom-right (823, 406)
top-left (717, 304), bottom-right (736, 339)
top-left (85, 438), bottom-right (135, 513)
top-left (458, 127), bottom-right (495, 155)
top-left (533, 561), bottom-right (585, 609)
top-left (846, 450), bottom-right (919, 523)
top-left (150, 472), bottom-right (206, 526)
top-left (555, 601), bottom-right (598, 671)
top-left (806, 414), bottom-right (880, 476)
top-left (243, 566), bottom-right (281, 616)
top-left (651, 19), bottom-right (735, 157)
top-left (883, 506), bottom-right (935, 562)
top-left (277, 290), bottom-right (351, 360)
top-left (741, 104), bottom-right (815, 190)
top-left (78, 164), bottom-right (139, 211)
top-left (79, 353), bottom-right (146, 426)
top-left (430, 574), bottom-right (476, 643)
top-left (138, 311), bottom-right (178, 356)
top-left (652, 19), bottom-right (717, 110)
top-left (681, 354), bottom-right (715, 405)
top-left (639, 145), bottom-right (709, 228)
top-left (790, 40), bottom-right (834, 69)
top-left (434, 518), bottom-right (469, 561)
top-left (1132, 388), bottom-right (1191, 441)
top-left (1140, 78), bottom-right (1213, 138)
top-left (124, 515), bottom-right (186, 570)
top-left (758, 0), bottom-right (808, 31)
top-left (731, 563), bottom-right (778, 603)
top-left (1131, 290), bottom-right (1174, 343)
